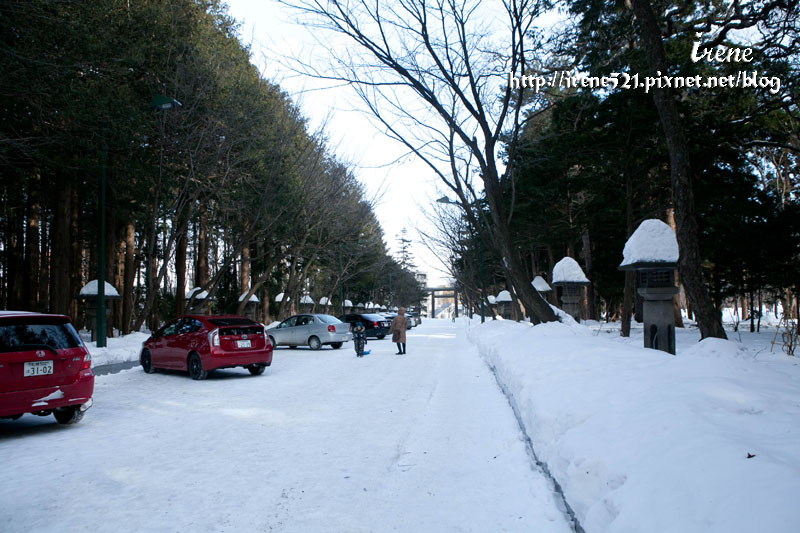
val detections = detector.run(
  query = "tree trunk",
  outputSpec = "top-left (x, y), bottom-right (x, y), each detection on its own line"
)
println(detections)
top-left (666, 209), bottom-right (684, 328)
top-left (121, 222), bottom-right (135, 334)
top-left (240, 243), bottom-right (250, 294)
top-left (38, 201), bottom-right (50, 312)
top-left (175, 223), bottom-right (188, 317)
top-left (69, 184), bottom-right (81, 323)
top-left (581, 227), bottom-right (597, 321)
top-left (196, 205), bottom-right (209, 287)
top-left (51, 179), bottom-right (72, 315)
top-left (24, 169), bottom-right (41, 310)
top-left (621, 270), bottom-right (635, 337)
top-left (9, 187), bottom-right (25, 309)
top-left (630, 0), bottom-right (726, 340)
top-left (621, 170), bottom-right (635, 337)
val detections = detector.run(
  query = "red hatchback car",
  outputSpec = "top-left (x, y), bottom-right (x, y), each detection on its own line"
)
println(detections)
top-left (0, 311), bottom-right (94, 424)
top-left (141, 315), bottom-right (273, 380)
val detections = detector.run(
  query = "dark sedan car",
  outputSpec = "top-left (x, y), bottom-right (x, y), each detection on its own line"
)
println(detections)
top-left (339, 313), bottom-right (391, 339)
top-left (140, 315), bottom-right (273, 380)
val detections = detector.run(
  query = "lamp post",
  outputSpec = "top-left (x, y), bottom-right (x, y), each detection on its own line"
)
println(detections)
top-left (436, 196), bottom-right (485, 323)
top-left (140, 94), bottom-right (181, 335)
top-left (96, 144), bottom-right (107, 347)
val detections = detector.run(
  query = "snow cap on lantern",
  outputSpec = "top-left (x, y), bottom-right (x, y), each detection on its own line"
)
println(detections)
top-left (531, 275), bottom-right (552, 293)
top-left (495, 290), bottom-right (512, 302)
top-left (551, 257), bottom-right (590, 285)
top-left (619, 218), bottom-right (679, 270)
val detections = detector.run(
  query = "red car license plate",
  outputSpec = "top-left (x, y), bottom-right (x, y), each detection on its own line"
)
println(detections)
top-left (236, 339), bottom-right (251, 348)
top-left (24, 361), bottom-right (54, 377)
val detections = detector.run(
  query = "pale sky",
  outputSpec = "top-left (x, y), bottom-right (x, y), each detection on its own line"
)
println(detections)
top-left (224, 0), bottom-right (451, 287)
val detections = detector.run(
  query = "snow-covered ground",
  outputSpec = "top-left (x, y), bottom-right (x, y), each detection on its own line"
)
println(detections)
top-left (471, 314), bottom-right (800, 532)
top-left (1, 321), bottom-right (572, 532)
top-left (3, 316), bottom-right (799, 531)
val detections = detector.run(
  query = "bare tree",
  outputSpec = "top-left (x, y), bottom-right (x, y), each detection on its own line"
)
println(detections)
top-left (282, 0), bottom-right (557, 323)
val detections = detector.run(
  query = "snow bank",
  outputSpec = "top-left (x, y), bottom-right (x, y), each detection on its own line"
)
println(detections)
top-left (552, 257), bottom-right (589, 284)
top-left (85, 332), bottom-right (149, 366)
top-left (620, 218), bottom-right (679, 267)
top-left (468, 319), bottom-right (800, 532)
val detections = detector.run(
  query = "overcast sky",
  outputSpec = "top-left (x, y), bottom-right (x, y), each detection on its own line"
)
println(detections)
top-left (224, 0), bottom-right (451, 287)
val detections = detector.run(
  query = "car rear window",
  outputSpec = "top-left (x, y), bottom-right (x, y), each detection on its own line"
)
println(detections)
top-left (208, 317), bottom-right (256, 327)
top-left (362, 314), bottom-right (385, 321)
top-left (0, 322), bottom-right (83, 353)
top-left (316, 315), bottom-right (342, 324)
top-left (219, 326), bottom-right (264, 336)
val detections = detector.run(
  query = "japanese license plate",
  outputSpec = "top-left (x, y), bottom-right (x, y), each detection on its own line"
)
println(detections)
top-left (24, 361), bottom-right (53, 377)
top-left (236, 339), bottom-right (251, 348)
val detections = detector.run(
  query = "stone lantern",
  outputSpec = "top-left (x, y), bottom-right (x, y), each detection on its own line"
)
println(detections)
top-left (355, 302), bottom-right (365, 313)
top-left (619, 219), bottom-right (679, 355)
top-left (80, 280), bottom-right (121, 341)
top-left (238, 292), bottom-right (259, 320)
top-left (495, 290), bottom-right (513, 319)
top-left (299, 294), bottom-right (314, 313)
top-left (319, 297), bottom-right (330, 314)
top-left (185, 287), bottom-right (209, 314)
top-left (551, 257), bottom-right (590, 322)
top-left (344, 299), bottom-right (354, 314)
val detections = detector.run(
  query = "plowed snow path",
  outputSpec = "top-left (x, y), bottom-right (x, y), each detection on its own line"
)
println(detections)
top-left (1, 320), bottom-right (571, 532)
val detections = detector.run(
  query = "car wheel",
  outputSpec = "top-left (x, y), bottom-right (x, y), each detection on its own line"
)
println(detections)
top-left (268, 335), bottom-right (276, 348)
top-left (54, 406), bottom-right (84, 425)
top-left (248, 364), bottom-right (266, 376)
top-left (188, 353), bottom-right (208, 380)
top-left (330, 342), bottom-right (343, 349)
top-left (308, 336), bottom-right (322, 350)
top-left (377, 334), bottom-right (386, 340)
top-left (141, 349), bottom-right (157, 374)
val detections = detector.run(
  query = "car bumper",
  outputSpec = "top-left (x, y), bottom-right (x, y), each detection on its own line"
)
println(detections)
top-left (0, 369), bottom-right (95, 417)
top-left (323, 332), bottom-right (352, 344)
top-left (204, 348), bottom-right (273, 371)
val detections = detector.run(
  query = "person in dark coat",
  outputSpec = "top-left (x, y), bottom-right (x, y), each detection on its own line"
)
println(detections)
top-left (389, 307), bottom-right (408, 354)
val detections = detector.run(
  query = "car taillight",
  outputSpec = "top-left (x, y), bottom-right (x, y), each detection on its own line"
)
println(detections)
top-left (327, 325), bottom-right (335, 333)
top-left (81, 352), bottom-right (91, 370)
top-left (373, 321), bottom-right (379, 327)
top-left (263, 328), bottom-right (270, 347)
top-left (209, 329), bottom-right (220, 347)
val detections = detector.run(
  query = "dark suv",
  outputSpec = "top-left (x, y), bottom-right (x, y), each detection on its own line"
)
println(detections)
top-left (0, 311), bottom-right (94, 424)
top-left (339, 313), bottom-right (391, 339)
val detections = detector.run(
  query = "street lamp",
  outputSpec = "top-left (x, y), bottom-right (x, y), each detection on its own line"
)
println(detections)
top-left (436, 196), bottom-right (485, 323)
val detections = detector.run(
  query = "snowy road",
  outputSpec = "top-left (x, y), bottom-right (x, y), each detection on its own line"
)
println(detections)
top-left (1, 320), bottom-right (572, 532)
